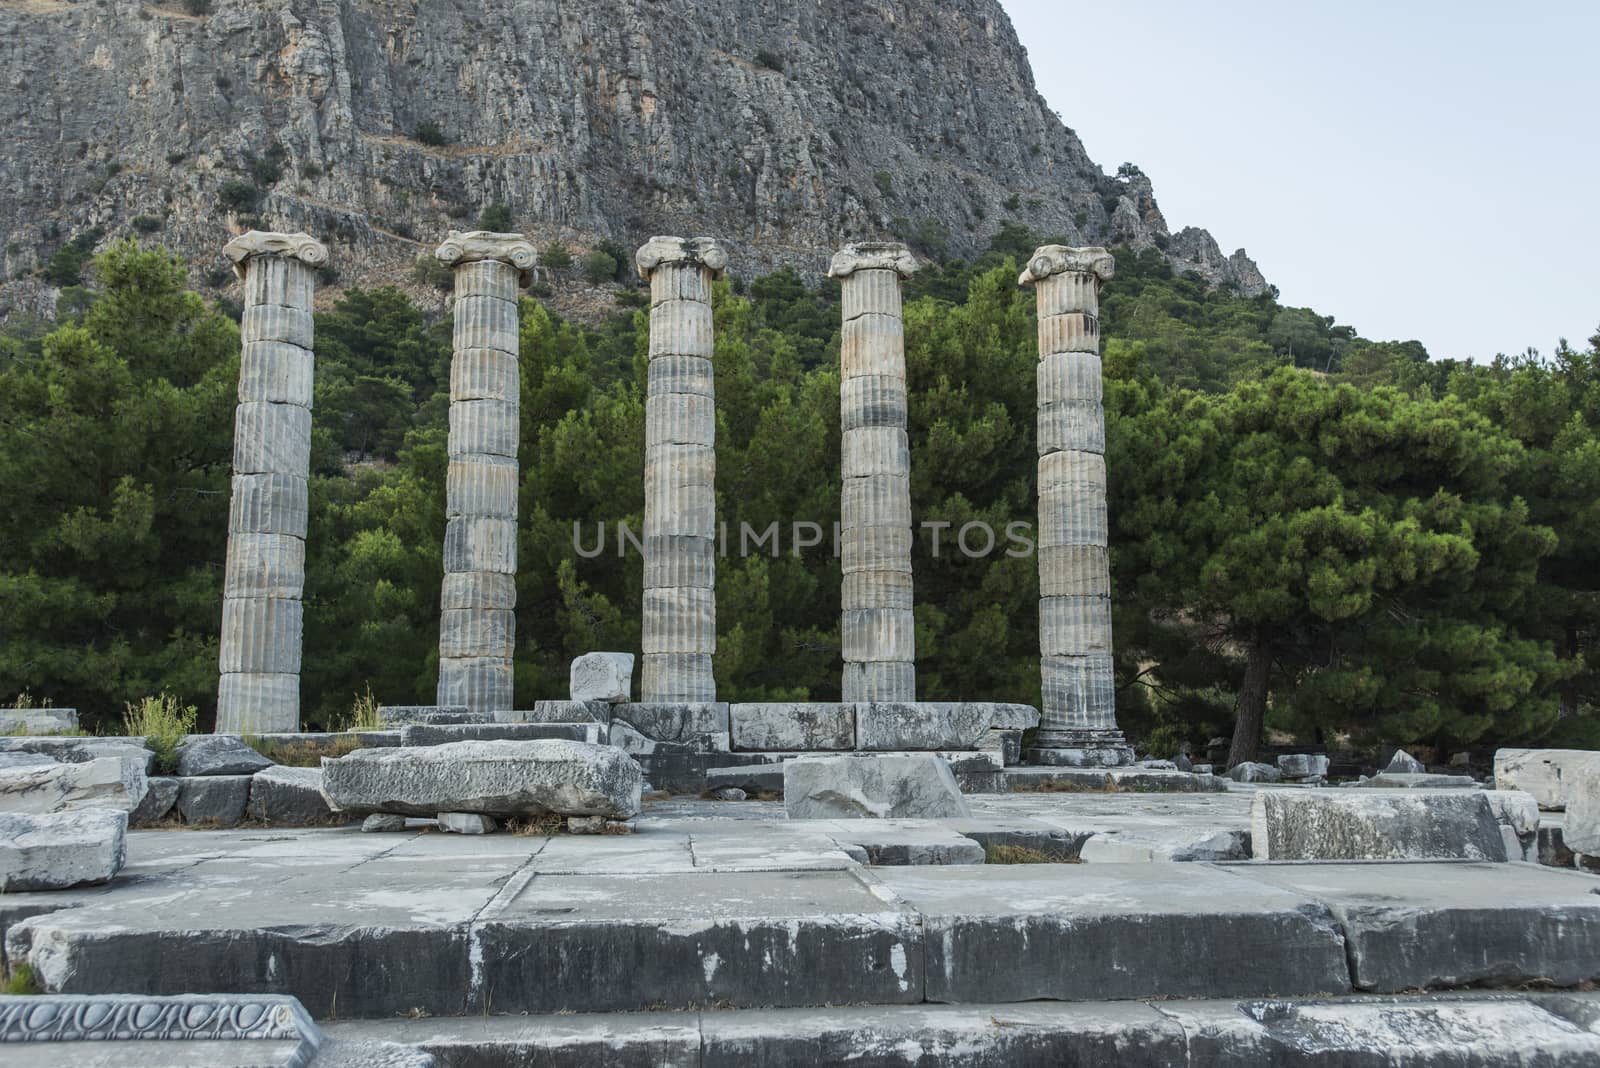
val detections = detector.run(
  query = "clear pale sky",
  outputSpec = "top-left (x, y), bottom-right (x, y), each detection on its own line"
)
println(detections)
top-left (1000, 0), bottom-right (1598, 362)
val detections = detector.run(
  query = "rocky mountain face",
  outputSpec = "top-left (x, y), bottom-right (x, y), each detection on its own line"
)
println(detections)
top-left (0, 0), bottom-right (1267, 314)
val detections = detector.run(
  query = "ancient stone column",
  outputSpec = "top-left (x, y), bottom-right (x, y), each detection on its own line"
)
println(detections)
top-left (830, 242), bottom-right (918, 702)
top-left (217, 231), bottom-right (327, 734)
top-left (1019, 246), bottom-right (1133, 766)
top-left (435, 231), bottom-right (536, 715)
top-left (636, 237), bottom-right (726, 703)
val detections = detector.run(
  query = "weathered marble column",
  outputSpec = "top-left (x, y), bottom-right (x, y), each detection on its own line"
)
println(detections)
top-left (217, 231), bottom-right (327, 734)
top-left (1019, 246), bottom-right (1133, 766)
top-left (435, 231), bottom-right (536, 715)
top-left (636, 237), bottom-right (726, 703)
top-left (830, 242), bottom-right (918, 701)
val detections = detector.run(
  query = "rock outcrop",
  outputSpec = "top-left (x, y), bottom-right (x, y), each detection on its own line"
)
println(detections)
top-left (0, 0), bottom-right (1265, 314)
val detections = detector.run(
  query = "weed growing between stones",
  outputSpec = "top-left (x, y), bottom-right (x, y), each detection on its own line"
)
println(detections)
top-left (984, 843), bottom-right (1078, 864)
top-left (3, 963), bottom-right (41, 995)
top-left (122, 693), bottom-right (197, 774)
top-left (346, 684), bottom-right (382, 732)
top-left (244, 735), bottom-right (362, 767)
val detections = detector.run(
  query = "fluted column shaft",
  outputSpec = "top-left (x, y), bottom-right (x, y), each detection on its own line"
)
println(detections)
top-left (435, 231), bottom-right (536, 715)
top-left (217, 231), bottom-right (327, 733)
top-left (1019, 246), bottom-right (1131, 765)
top-left (637, 237), bottom-right (727, 702)
top-left (830, 243), bottom-right (918, 701)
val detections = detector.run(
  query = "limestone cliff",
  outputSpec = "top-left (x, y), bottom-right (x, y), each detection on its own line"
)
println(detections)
top-left (0, 0), bottom-right (1267, 311)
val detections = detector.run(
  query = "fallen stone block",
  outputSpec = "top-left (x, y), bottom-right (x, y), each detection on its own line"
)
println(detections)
top-left (706, 786), bottom-right (747, 801)
top-left (983, 728), bottom-right (1023, 766)
top-left (569, 651), bottom-right (635, 703)
top-left (854, 702), bottom-right (993, 750)
top-left (567, 815), bottom-right (607, 834)
top-left (176, 734), bottom-right (273, 777)
top-left (1484, 789), bottom-right (1541, 862)
top-left (321, 739), bottom-right (643, 819)
top-left (0, 752), bottom-right (56, 770)
top-left (732, 703), bottom-right (854, 751)
top-left (130, 776), bottom-right (181, 826)
top-left (0, 809), bottom-right (127, 891)
top-left (1561, 752), bottom-right (1600, 855)
top-left (362, 813), bottom-right (409, 832)
top-left (175, 775), bottom-right (253, 827)
top-left (247, 765), bottom-right (340, 826)
top-left (1251, 789), bottom-right (1506, 861)
top-left (1277, 754), bottom-right (1329, 780)
top-left (438, 811), bottom-right (497, 834)
top-left (784, 753), bottom-right (970, 819)
top-left (1355, 772), bottom-right (1476, 789)
top-left (1385, 748), bottom-right (1426, 774)
top-left (612, 702), bottom-right (729, 744)
top-left (984, 703), bottom-right (1041, 731)
top-left (1227, 761), bottom-right (1281, 783)
top-left (400, 722), bottom-right (605, 747)
top-left (1078, 824), bottom-right (1249, 862)
top-left (0, 708), bottom-right (78, 735)
top-left (0, 754), bottom-right (148, 815)
top-left (376, 705), bottom-right (485, 727)
top-left (1497, 748), bottom-right (1595, 811)
top-left (506, 700), bottom-right (612, 724)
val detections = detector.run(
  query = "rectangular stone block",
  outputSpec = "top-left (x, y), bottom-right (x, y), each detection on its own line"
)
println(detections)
top-left (512, 700), bottom-right (613, 724)
top-left (855, 702), bottom-right (994, 750)
top-left (453, 258), bottom-right (521, 303)
top-left (440, 571), bottom-right (517, 610)
top-left (646, 392), bottom-right (716, 446)
top-left (641, 653), bottom-right (716, 703)
top-left (1037, 351), bottom-right (1103, 403)
top-left (1037, 312), bottom-right (1100, 356)
top-left (1040, 595), bottom-right (1113, 656)
top-left (842, 570), bottom-right (914, 611)
top-left (1038, 399), bottom-right (1106, 456)
top-left (841, 607), bottom-right (916, 663)
top-left (228, 472), bottom-right (308, 537)
top-left (376, 704), bottom-right (479, 727)
top-left (647, 353), bottom-right (714, 397)
top-left (448, 398), bottom-right (519, 460)
top-left (1032, 269), bottom-right (1098, 317)
top-left (400, 722), bottom-right (604, 747)
top-left (1251, 791), bottom-right (1506, 861)
top-left (240, 302), bottom-right (313, 348)
top-left (731, 703), bottom-right (855, 751)
top-left (1041, 655), bottom-right (1116, 732)
top-left (238, 341), bottom-right (314, 407)
top-left (840, 374), bottom-right (908, 433)
top-left (436, 655), bottom-right (514, 712)
top-left (450, 347), bottom-right (520, 403)
top-left (439, 608), bottom-right (516, 660)
top-left (452, 294), bottom-right (519, 355)
top-left (648, 299), bottom-right (714, 357)
top-left (232, 401), bottom-right (311, 476)
top-left (841, 474), bottom-right (911, 531)
top-left (611, 702), bottom-right (731, 742)
top-left (243, 254), bottom-right (315, 309)
top-left (649, 263), bottom-right (713, 306)
top-left (1039, 544), bottom-right (1111, 598)
top-left (642, 588), bottom-right (716, 653)
top-left (840, 268), bottom-right (903, 321)
top-left (840, 525), bottom-right (915, 574)
top-left (218, 596), bottom-right (303, 673)
top-left (443, 516), bottom-right (518, 574)
top-left (216, 672), bottom-right (299, 734)
top-left (840, 314), bottom-right (906, 379)
top-left (1562, 753), bottom-right (1600, 854)
top-left (842, 660), bottom-right (916, 703)
top-left (446, 456), bottom-right (519, 518)
top-left (1494, 748), bottom-right (1594, 811)
top-left (1038, 483), bottom-right (1109, 549)
top-left (223, 532), bottom-right (306, 599)
top-left (644, 534), bottom-right (716, 589)
top-left (842, 427), bottom-right (909, 478)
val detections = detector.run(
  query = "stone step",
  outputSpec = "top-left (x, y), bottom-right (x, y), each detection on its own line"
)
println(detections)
top-left (323, 993), bottom-right (1600, 1066)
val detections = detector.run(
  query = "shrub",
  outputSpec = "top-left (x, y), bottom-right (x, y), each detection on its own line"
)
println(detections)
top-left (122, 693), bottom-right (197, 775)
top-left (41, 231), bottom-right (99, 287)
top-left (754, 49), bottom-right (784, 72)
top-left (1073, 210), bottom-right (1088, 227)
top-left (165, 151), bottom-right (187, 165)
top-left (540, 240), bottom-right (572, 271)
top-left (131, 215), bottom-right (163, 234)
top-left (184, 0), bottom-right (212, 15)
top-left (415, 120), bottom-right (448, 147)
top-left (412, 254), bottom-right (454, 291)
top-left (217, 179), bottom-right (261, 214)
top-left (1003, 193), bottom-right (1021, 212)
top-left (346, 683), bottom-right (381, 732)
top-left (581, 250), bottom-right (619, 285)
top-left (873, 170), bottom-right (892, 197)
top-left (476, 202), bottom-right (513, 232)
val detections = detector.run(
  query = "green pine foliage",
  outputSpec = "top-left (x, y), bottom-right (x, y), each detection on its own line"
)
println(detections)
top-left (0, 230), bottom-right (1594, 761)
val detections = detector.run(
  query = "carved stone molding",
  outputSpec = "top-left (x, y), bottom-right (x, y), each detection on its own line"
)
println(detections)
top-left (0, 993), bottom-right (315, 1046)
top-left (223, 231), bottom-right (329, 281)
top-left (827, 241), bottom-right (918, 279)
top-left (1017, 245), bottom-right (1115, 286)
top-left (635, 236), bottom-right (728, 279)
top-left (435, 231), bottom-right (537, 286)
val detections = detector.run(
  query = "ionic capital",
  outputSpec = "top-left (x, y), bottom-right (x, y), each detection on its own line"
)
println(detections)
top-left (223, 231), bottom-right (328, 281)
top-left (828, 241), bottom-right (918, 280)
top-left (436, 231), bottom-right (537, 286)
top-left (1018, 245), bottom-right (1115, 287)
top-left (635, 236), bottom-right (728, 280)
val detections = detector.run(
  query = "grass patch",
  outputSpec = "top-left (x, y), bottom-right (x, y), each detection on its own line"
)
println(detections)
top-left (984, 842), bottom-right (1078, 864)
top-left (345, 683), bottom-right (382, 732)
top-left (507, 813), bottom-right (566, 837)
top-left (246, 735), bottom-right (363, 767)
top-left (4, 963), bottom-right (42, 995)
top-left (122, 693), bottom-right (196, 774)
